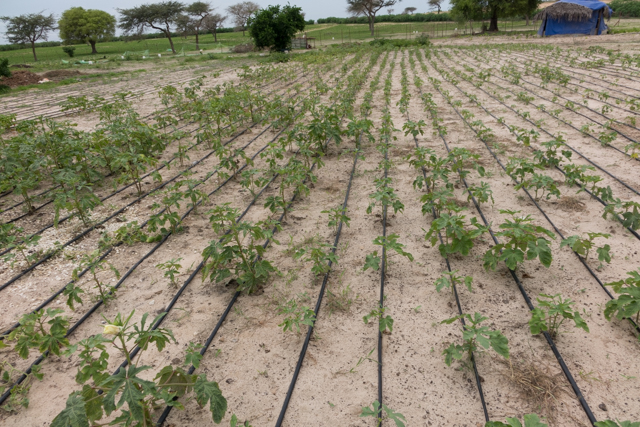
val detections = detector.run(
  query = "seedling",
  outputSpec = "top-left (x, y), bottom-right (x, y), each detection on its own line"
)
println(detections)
top-left (67, 251), bottom-right (121, 308)
top-left (230, 414), bottom-right (253, 427)
top-left (483, 210), bottom-right (555, 272)
top-left (277, 299), bottom-right (316, 333)
top-left (364, 234), bottom-right (414, 272)
top-left (434, 271), bottom-right (473, 297)
top-left (0, 362), bottom-right (43, 412)
top-left (360, 401), bottom-right (405, 427)
top-left (367, 177), bottom-right (404, 216)
top-left (363, 305), bottom-right (394, 334)
top-left (294, 240), bottom-right (337, 277)
top-left (486, 414), bottom-right (548, 427)
top-left (424, 214), bottom-right (490, 258)
top-left (529, 293), bottom-right (589, 339)
top-left (442, 312), bottom-right (509, 368)
top-left (560, 233), bottom-right (611, 264)
top-left (594, 421), bottom-right (640, 427)
top-left (517, 173), bottom-right (561, 201)
top-left (0, 225), bottom-right (41, 268)
top-left (52, 311), bottom-right (227, 426)
top-left (467, 182), bottom-right (494, 205)
top-left (321, 206), bottom-right (351, 234)
top-left (156, 258), bottom-right (183, 287)
top-left (604, 269), bottom-right (640, 324)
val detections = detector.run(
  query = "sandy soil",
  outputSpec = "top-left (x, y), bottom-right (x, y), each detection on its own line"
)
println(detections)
top-left (2, 35), bottom-right (640, 427)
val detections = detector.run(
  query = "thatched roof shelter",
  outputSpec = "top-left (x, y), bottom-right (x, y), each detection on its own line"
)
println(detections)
top-left (535, 0), bottom-right (611, 22)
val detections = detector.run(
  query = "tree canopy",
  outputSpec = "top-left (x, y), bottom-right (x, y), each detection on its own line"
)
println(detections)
top-left (0, 12), bottom-right (56, 61)
top-left (428, 0), bottom-right (443, 14)
top-left (118, 1), bottom-right (185, 53)
top-left (247, 4), bottom-right (306, 51)
top-left (346, 0), bottom-right (402, 36)
top-left (227, 1), bottom-right (260, 35)
top-left (202, 13), bottom-right (227, 42)
top-left (58, 7), bottom-right (116, 54)
top-left (450, 0), bottom-right (539, 31)
top-left (186, 1), bottom-right (214, 49)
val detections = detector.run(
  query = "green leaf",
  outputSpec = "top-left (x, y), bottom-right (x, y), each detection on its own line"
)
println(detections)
top-left (597, 244), bottom-right (612, 263)
top-left (194, 374), bottom-right (227, 424)
top-left (380, 315), bottom-right (394, 333)
top-left (51, 392), bottom-right (89, 427)
top-left (443, 343), bottom-right (464, 366)
top-left (364, 252), bottom-right (380, 271)
top-left (526, 238), bottom-right (552, 268)
top-left (529, 308), bottom-right (547, 335)
top-left (501, 248), bottom-right (524, 270)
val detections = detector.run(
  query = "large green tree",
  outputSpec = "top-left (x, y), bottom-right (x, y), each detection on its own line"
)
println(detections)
top-left (346, 0), bottom-right (402, 37)
top-left (58, 7), bottom-right (116, 54)
top-left (0, 12), bottom-right (56, 61)
top-left (185, 2), bottom-right (214, 50)
top-left (247, 4), bottom-right (306, 51)
top-left (118, 1), bottom-right (185, 54)
top-left (451, 0), bottom-right (539, 32)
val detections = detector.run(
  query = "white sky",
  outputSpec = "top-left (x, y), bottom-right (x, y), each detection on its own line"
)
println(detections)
top-left (0, 0), bottom-right (451, 44)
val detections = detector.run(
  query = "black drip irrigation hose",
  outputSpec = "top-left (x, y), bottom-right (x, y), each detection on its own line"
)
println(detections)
top-left (425, 60), bottom-right (598, 425)
top-left (429, 55), bottom-right (640, 242)
top-left (0, 77), bottom-right (318, 291)
top-left (377, 148), bottom-right (388, 417)
top-left (407, 57), bottom-right (489, 421)
top-left (453, 51), bottom-right (640, 160)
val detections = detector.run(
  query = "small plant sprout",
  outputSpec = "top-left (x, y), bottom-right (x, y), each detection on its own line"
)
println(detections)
top-left (349, 348), bottom-right (377, 374)
top-left (277, 299), bottom-right (316, 334)
top-left (0, 361), bottom-right (43, 411)
top-left (434, 271), bottom-right (473, 297)
top-left (594, 421), bottom-right (640, 427)
top-left (230, 414), bottom-right (253, 427)
top-left (529, 294), bottom-right (589, 339)
top-left (0, 224), bottom-right (42, 268)
top-left (66, 251), bottom-right (121, 308)
top-left (486, 414), bottom-right (548, 427)
top-left (517, 173), bottom-right (561, 201)
top-left (364, 234), bottom-right (414, 272)
top-left (424, 214), bottom-right (489, 258)
top-left (360, 400), bottom-right (406, 427)
top-left (441, 312), bottom-right (509, 368)
top-left (156, 257), bottom-right (183, 287)
top-left (294, 239), bottom-right (338, 277)
top-left (321, 206), bottom-right (351, 234)
top-left (467, 182), bottom-right (494, 205)
top-left (604, 269), bottom-right (640, 325)
top-left (367, 177), bottom-right (404, 216)
top-left (560, 233), bottom-right (611, 264)
top-left (483, 210), bottom-right (555, 272)
top-left (363, 305), bottom-right (394, 334)
top-left (51, 311), bottom-right (227, 426)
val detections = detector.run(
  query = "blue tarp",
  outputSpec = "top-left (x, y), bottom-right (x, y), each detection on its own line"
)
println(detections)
top-left (538, 0), bottom-right (612, 36)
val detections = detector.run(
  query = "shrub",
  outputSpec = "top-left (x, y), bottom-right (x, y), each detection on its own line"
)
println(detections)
top-left (611, 0), bottom-right (640, 17)
top-left (62, 46), bottom-right (76, 58)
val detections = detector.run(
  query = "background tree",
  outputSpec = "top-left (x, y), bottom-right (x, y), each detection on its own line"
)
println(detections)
top-left (451, 0), bottom-right (539, 31)
top-left (0, 13), bottom-right (56, 61)
top-left (247, 4), bottom-right (305, 51)
top-left (346, 0), bottom-right (402, 37)
top-left (450, 0), bottom-right (483, 32)
top-left (174, 13), bottom-right (195, 39)
top-left (186, 1), bottom-right (213, 49)
top-left (227, 1), bottom-right (260, 36)
top-left (428, 0), bottom-right (443, 14)
top-left (387, 8), bottom-right (395, 14)
top-left (58, 7), bottom-right (116, 54)
top-left (403, 7), bottom-right (417, 14)
top-left (118, 1), bottom-right (185, 54)
top-left (203, 13), bottom-right (227, 42)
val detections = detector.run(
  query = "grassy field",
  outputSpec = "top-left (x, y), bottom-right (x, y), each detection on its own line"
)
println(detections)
top-left (1, 18), bottom-right (640, 67)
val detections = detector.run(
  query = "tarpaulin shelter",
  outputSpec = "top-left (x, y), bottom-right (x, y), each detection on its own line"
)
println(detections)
top-left (535, 0), bottom-right (612, 36)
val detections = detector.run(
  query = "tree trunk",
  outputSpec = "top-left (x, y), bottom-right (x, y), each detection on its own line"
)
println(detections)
top-left (213, 28), bottom-right (217, 42)
top-left (90, 40), bottom-right (98, 54)
top-left (166, 31), bottom-right (176, 53)
top-left (526, 15), bottom-right (530, 26)
top-left (488, 7), bottom-right (499, 32)
top-left (195, 27), bottom-right (200, 50)
top-left (369, 15), bottom-right (375, 37)
top-left (31, 41), bottom-right (37, 61)
top-left (437, 6), bottom-right (441, 14)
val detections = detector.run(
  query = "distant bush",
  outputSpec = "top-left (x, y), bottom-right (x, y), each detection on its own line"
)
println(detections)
top-left (62, 46), bottom-right (76, 58)
top-left (610, 0), bottom-right (640, 17)
top-left (267, 52), bottom-right (290, 62)
top-left (318, 12), bottom-right (452, 24)
top-left (233, 42), bottom-right (255, 53)
top-left (0, 41), bottom-right (62, 52)
top-left (369, 37), bottom-right (432, 47)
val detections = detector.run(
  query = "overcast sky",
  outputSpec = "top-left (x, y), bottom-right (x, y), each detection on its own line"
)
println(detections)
top-left (0, 0), bottom-right (451, 44)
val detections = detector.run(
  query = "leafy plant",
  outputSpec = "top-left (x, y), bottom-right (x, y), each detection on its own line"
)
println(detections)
top-left (51, 311), bottom-right (227, 426)
top-left (321, 206), bottom-right (350, 234)
top-left (0, 225), bottom-right (41, 267)
top-left (467, 182), bottom-right (494, 205)
top-left (364, 234), bottom-right (414, 272)
top-left (277, 299), bottom-right (316, 334)
top-left (4, 308), bottom-right (70, 359)
top-left (202, 204), bottom-right (279, 294)
top-left (367, 177), bottom-right (404, 216)
top-left (424, 213), bottom-right (489, 258)
top-left (486, 414), bottom-right (548, 427)
top-left (363, 305), bottom-right (394, 334)
top-left (294, 239), bottom-right (337, 277)
top-left (441, 312), bottom-right (509, 367)
top-left (517, 173), bottom-right (561, 201)
top-left (66, 251), bottom-right (121, 309)
top-left (529, 293), bottom-right (589, 338)
top-left (594, 420), bottom-right (640, 427)
top-left (0, 362), bottom-right (43, 412)
top-left (560, 233), bottom-right (611, 264)
top-left (483, 210), bottom-right (555, 272)
top-left (434, 271), bottom-right (473, 297)
top-left (604, 269), bottom-right (640, 324)
top-left (360, 400), bottom-right (405, 427)
top-left (156, 258), bottom-right (183, 287)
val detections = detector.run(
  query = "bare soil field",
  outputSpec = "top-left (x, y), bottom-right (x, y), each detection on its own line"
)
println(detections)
top-left (1, 35), bottom-right (640, 427)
